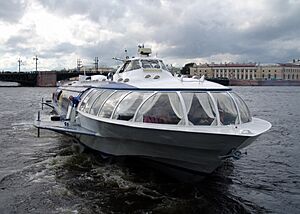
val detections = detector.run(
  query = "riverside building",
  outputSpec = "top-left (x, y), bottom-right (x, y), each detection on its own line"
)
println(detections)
top-left (189, 60), bottom-right (300, 81)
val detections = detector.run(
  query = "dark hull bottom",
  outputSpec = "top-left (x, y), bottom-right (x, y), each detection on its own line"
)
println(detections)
top-left (73, 139), bottom-right (209, 182)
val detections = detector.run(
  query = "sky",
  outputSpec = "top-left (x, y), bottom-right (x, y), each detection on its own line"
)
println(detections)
top-left (0, 0), bottom-right (300, 72)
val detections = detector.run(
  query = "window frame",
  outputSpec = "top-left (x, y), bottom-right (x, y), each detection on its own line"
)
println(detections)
top-left (133, 91), bottom-right (184, 125)
top-left (96, 90), bottom-right (117, 116)
top-left (110, 91), bottom-right (132, 119)
top-left (79, 88), bottom-right (253, 127)
top-left (98, 91), bottom-right (129, 119)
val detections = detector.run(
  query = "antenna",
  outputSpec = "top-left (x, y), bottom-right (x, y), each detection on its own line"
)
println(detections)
top-left (94, 57), bottom-right (99, 73)
top-left (112, 57), bottom-right (125, 62)
top-left (18, 58), bottom-right (22, 72)
top-left (33, 55), bottom-right (38, 72)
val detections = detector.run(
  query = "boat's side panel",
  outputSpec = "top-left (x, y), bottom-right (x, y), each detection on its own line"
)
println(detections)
top-left (77, 113), bottom-right (250, 174)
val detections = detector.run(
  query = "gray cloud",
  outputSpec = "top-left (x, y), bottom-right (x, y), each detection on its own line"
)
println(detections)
top-left (40, 42), bottom-right (78, 58)
top-left (37, 0), bottom-right (128, 23)
top-left (1, 0), bottom-right (300, 71)
top-left (0, 0), bottom-right (27, 23)
top-left (151, 0), bottom-right (300, 63)
top-left (4, 27), bottom-right (36, 56)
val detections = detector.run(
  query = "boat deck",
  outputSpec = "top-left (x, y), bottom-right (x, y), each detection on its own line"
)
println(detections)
top-left (34, 112), bottom-right (98, 137)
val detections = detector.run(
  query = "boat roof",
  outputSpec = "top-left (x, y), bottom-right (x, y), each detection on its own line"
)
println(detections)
top-left (63, 78), bottom-right (230, 92)
top-left (60, 49), bottom-right (231, 91)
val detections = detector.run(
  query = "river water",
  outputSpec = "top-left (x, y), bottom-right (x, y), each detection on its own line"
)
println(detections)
top-left (0, 85), bottom-right (299, 213)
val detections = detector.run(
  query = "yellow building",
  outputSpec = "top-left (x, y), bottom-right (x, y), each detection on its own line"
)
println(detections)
top-left (189, 61), bottom-right (300, 80)
top-left (258, 64), bottom-right (282, 80)
top-left (280, 63), bottom-right (300, 80)
top-left (190, 63), bottom-right (258, 80)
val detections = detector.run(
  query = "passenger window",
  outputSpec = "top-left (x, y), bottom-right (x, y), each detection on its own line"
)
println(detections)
top-left (79, 89), bottom-right (92, 101)
top-left (61, 91), bottom-right (79, 111)
top-left (90, 90), bottom-right (113, 115)
top-left (112, 92), bottom-right (151, 121)
top-left (230, 92), bottom-right (252, 123)
top-left (83, 90), bottom-right (103, 113)
top-left (98, 91), bottom-right (128, 118)
top-left (181, 93), bottom-right (216, 125)
top-left (55, 90), bottom-right (62, 103)
top-left (211, 92), bottom-right (239, 125)
top-left (135, 93), bottom-right (184, 125)
top-left (79, 89), bottom-right (96, 111)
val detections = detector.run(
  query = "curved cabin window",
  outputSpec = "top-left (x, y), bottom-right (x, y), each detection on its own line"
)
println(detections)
top-left (79, 89), bottom-right (97, 111)
top-left (230, 92), bottom-right (252, 123)
top-left (82, 90), bottom-right (103, 113)
top-left (60, 90), bottom-right (81, 110)
top-left (60, 92), bottom-right (70, 111)
top-left (119, 61), bottom-right (130, 73)
top-left (79, 88), bottom-right (93, 101)
top-left (211, 92), bottom-right (239, 125)
top-left (98, 91), bottom-right (128, 118)
top-left (135, 92), bottom-right (184, 125)
top-left (124, 60), bottom-right (141, 72)
top-left (159, 60), bottom-right (168, 70)
top-left (54, 89), bottom-right (62, 103)
top-left (63, 91), bottom-right (80, 110)
top-left (90, 90), bottom-right (114, 115)
top-left (141, 60), bottom-right (160, 69)
top-left (112, 92), bottom-right (151, 121)
top-left (181, 93), bottom-right (216, 125)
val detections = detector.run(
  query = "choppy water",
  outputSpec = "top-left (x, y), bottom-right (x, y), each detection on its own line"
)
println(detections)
top-left (0, 85), bottom-right (299, 214)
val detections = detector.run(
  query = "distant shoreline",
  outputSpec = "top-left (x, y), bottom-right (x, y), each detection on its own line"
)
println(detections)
top-left (0, 81), bottom-right (20, 87)
top-left (1, 80), bottom-right (300, 87)
top-left (229, 79), bottom-right (300, 86)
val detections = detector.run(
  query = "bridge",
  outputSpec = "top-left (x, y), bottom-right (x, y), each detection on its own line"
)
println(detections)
top-left (0, 71), bottom-right (109, 86)
top-left (0, 71), bottom-right (230, 87)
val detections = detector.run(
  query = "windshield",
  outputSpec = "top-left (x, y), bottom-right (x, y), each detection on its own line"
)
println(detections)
top-left (125, 60), bottom-right (141, 72)
top-left (159, 60), bottom-right (168, 70)
top-left (141, 60), bottom-right (160, 69)
top-left (119, 60), bottom-right (141, 73)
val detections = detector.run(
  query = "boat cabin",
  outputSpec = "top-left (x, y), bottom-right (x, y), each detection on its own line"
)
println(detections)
top-left (77, 88), bottom-right (252, 126)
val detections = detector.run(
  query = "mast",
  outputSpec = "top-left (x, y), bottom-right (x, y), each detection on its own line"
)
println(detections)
top-left (33, 55), bottom-right (38, 72)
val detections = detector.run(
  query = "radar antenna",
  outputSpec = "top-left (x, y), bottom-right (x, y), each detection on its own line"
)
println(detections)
top-left (138, 44), bottom-right (151, 57)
